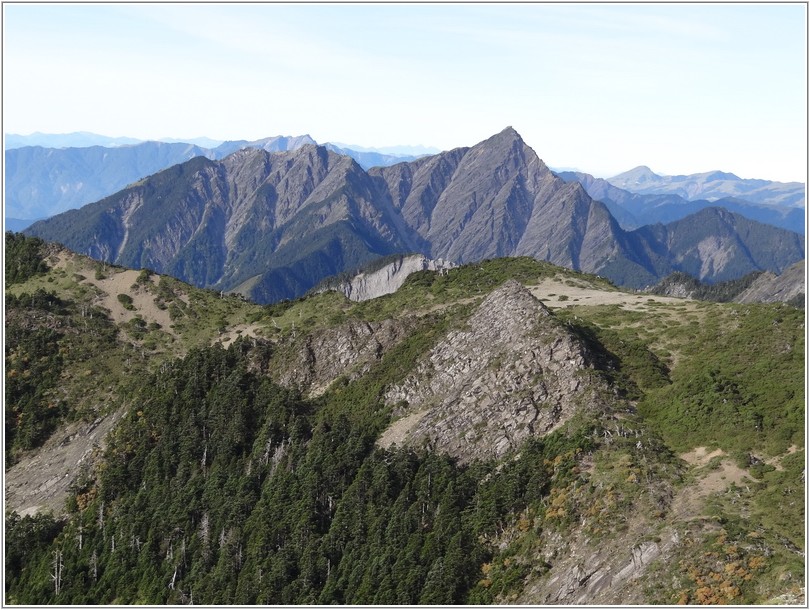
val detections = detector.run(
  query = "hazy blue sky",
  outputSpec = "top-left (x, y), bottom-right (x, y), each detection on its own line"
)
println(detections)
top-left (3, 3), bottom-right (806, 181)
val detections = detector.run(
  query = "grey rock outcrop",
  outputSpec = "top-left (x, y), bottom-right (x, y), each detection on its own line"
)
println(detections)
top-left (516, 528), bottom-right (682, 605)
top-left (379, 280), bottom-right (617, 462)
top-left (273, 318), bottom-right (412, 395)
top-left (734, 259), bottom-right (805, 304)
top-left (5, 409), bottom-right (124, 516)
top-left (326, 254), bottom-right (456, 302)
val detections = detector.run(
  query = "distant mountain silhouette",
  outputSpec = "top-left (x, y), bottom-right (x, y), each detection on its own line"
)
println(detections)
top-left (4, 131), bottom-right (143, 149)
top-left (607, 166), bottom-right (804, 208)
top-left (5, 136), bottom-right (430, 223)
top-left (558, 170), bottom-right (805, 235)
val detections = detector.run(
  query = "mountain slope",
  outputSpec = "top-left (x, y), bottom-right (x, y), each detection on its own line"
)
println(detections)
top-left (379, 280), bottom-right (619, 462)
top-left (5, 135), bottom-right (426, 225)
top-left (25, 146), bottom-right (419, 303)
top-left (658, 207), bottom-right (804, 282)
top-left (734, 259), bottom-right (805, 305)
top-left (4, 142), bottom-right (211, 220)
top-left (648, 260), bottom-right (805, 307)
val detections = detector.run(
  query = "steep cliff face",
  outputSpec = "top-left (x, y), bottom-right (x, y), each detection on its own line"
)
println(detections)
top-left (323, 254), bottom-right (457, 302)
top-left (5, 410), bottom-right (125, 517)
top-left (379, 280), bottom-right (619, 462)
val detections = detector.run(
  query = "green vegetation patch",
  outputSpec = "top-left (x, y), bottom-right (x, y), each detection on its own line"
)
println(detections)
top-left (5, 232), bottom-right (50, 285)
top-left (4, 287), bottom-right (121, 465)
top-left (637, 303), bottom-right (804, 456)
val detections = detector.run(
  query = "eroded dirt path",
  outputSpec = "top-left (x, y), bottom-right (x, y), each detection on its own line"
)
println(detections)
top-left (670, 447), bottom-right (752, 520)
top-left (217, 323), bottom-right (263, 347)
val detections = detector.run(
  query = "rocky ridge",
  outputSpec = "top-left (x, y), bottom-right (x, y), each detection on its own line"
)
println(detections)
top-left (379, 280), bottom-right (619, 462)
top-left (272, 318), bottom-right (413, 396)
top-left (734, 259), bottom-right (805, 304)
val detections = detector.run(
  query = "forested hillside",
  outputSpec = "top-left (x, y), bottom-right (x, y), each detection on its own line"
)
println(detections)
top-left (4, 234), bottom-right (805, 605)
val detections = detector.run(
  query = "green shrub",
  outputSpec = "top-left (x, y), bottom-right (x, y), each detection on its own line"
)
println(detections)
top-left (117, 293), bottom-right (135, 310)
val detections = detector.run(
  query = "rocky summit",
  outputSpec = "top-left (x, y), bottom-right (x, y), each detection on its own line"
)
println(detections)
top-left (380, 280), bottom-right (617, 462)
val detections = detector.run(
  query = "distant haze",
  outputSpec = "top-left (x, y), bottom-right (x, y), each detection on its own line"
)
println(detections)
top-left (3, 3), bottom-right (806, 182)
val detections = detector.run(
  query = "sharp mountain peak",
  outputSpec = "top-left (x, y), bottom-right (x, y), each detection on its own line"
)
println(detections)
top-left (477, 125), bottom-right (527, 149)
top-left (611, 165), bottom-right (661, 181)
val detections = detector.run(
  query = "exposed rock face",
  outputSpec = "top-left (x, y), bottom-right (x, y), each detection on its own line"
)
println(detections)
top-left (734, 260), bottom-right (805, 304)
top-left (369, 127), bottom-right (629, 272)
top-left (516, 527), bottom-right (682, 605)
top-left (273, 318), bottom-right (412, 395)
top-left (327, 254), bottom-right (456, 302)
top-left (379, 280), bottom-right (617, 462)
top-left (5, 409), bottom-right (124, 516)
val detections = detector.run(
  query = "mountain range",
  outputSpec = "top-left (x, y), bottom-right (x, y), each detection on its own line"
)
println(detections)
top-left (607, 165), bottom-right (805, 208)
top-left (6, 132), bottom-right (804, 235)
top-left (24, 127), bottom-right (804, 304)
top-left (647, 260), bottom-right (805, 306)
top-left (558, 170), bottom-right (805, 235)
top-left (4, 131), bottom-right (145, 149)
top-left (4, 136), bottom-right (424, 226)
top-left (6, 141), bottom-right (212, 223)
